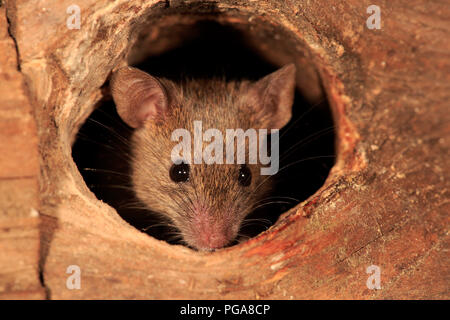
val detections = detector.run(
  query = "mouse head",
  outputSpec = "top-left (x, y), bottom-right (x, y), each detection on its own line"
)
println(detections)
top-left (110, 64), bottom-right (296, 251)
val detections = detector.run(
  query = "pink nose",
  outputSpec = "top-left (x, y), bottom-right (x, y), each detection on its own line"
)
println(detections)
top-left (196, 230), bottom-right (230, 250)
top-left (189, 206), bottom-right (235, 250)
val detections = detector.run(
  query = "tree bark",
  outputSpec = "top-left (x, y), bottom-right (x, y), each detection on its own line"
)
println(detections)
top-left (0, 0), bottom-right (448, 299)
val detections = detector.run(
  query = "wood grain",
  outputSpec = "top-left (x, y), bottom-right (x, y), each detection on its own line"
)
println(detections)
top-left (0, 6), bottom-right (44, 299)
top-left (1, 0), bottom-right (448, 299)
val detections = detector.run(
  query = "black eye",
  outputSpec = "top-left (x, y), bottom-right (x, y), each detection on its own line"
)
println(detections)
top-left (170, 162), bottom-right (190, 183)
top-left (238, 165), bottom-right (252, 187)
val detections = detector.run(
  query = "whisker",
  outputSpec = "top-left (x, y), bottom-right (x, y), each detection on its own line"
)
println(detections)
top-left (82, 167), bottom-right (131, 178)
top-left (87, 184), bottom-right (136, 192)
top-left (279, 126), bottom-right (335, 162)
top-left (87, 118), bottom-right (130, 146)
top-left (279, 98), bottom-right (326, 141)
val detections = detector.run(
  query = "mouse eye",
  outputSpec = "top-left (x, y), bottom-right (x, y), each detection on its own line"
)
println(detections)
top-left (238, 165), bottom-right (252, 187)
top-left (170, 162), bottom-right (190, 183)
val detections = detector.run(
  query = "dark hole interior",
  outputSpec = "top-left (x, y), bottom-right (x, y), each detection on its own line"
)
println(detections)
top-left (71, 20), bottom-right (335, 248)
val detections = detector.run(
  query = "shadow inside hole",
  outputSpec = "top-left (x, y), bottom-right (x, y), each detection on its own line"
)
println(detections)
top-left (71, 20), bottom-right (335, 247)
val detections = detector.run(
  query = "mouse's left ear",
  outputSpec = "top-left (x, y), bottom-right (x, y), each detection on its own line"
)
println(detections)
top-left (246, 64), bottom-right (296, 129)
top-left (110, 67), bottom-right (170, 128)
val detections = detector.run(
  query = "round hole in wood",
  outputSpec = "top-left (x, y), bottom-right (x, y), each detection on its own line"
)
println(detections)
top-left (71, 18), bottom-right (338, 250)
top-left (32, 2), bottom-right (365, 299)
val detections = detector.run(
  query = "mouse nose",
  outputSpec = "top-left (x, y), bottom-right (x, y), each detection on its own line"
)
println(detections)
top-left (197, 231), bottom-right (230, 250)
top-left (189, 206), bottom-right (236, 250)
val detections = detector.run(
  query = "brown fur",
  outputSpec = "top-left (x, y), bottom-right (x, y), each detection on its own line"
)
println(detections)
top-left (110, 65), bottom-right (295, 250)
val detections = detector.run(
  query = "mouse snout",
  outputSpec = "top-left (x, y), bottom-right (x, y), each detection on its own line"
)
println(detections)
top-left (187, 204), bottom-right (239, 251)
top-left (196, 227), bottom-right (230, 251)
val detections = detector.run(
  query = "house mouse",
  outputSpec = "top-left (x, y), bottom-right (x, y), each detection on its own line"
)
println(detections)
top-left (110, 64), bottom-right (296, 251)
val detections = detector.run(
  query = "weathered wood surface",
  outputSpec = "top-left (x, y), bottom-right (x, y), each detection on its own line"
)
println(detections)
top-left (0, 7), bottom-right (44, 299)
top-left (0, 0), bottom-right (449, 299)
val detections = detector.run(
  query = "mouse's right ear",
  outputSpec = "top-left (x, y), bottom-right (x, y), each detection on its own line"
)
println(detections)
top-left (110, 67), bottom-right (169, 128)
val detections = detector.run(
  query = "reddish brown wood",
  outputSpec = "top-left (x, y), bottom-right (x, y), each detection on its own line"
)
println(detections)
top-left (0, 0), bottom-right (448, 299)
top-left (0, 6), bottom-right (44, 299)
